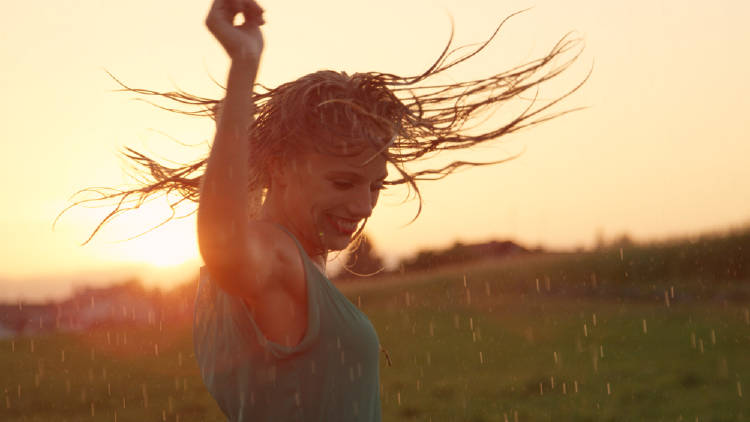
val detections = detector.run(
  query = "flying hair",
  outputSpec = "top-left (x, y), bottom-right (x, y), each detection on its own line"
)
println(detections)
top-left (55, 11), bottom-right (589, 246)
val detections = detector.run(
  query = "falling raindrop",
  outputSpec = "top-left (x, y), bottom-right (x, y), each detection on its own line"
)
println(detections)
top-left (142, 384), bottom-right (149, 408)
top-left (710, 329), bottom-right (716, 345)
top-left (583, 323), bottom-right (588, 337)
top-left (642, 319), bottom-right (648, 334)
top-left (737, 381), bottom-right (743, 397)
top-left (606, 382), bottom-right (611, 395)
top-left (690, 332), bottom-right (696, 349)
top-left (699, 339), bottom-right (704, 354)
top-left (479, 351), bottom-right (484, 364)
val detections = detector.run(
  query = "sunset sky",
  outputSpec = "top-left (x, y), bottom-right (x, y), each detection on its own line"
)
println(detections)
top-left (2, 0), bottom-right (749, 301)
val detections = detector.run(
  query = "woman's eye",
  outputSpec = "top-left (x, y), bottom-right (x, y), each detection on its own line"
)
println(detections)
top-left (332, 181), bottom-right (353, 190)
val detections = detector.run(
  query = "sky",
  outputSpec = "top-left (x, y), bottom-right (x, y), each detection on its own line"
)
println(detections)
top-left (1, 0), bottom-right (749, 301)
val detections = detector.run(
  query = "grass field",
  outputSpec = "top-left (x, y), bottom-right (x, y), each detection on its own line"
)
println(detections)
top-left (2, 247), bottom-right (749, 421)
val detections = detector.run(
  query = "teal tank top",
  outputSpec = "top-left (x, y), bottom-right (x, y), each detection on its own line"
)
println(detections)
top-left (193, 225), bottom-right (382, 421)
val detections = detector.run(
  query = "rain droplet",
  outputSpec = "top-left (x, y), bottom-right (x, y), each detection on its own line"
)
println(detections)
top-left (142, 384), bottom-right (149, 408)
top-left (642, 319), bottom-right (648, 334)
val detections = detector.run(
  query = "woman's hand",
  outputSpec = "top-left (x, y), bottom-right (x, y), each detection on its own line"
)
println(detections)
top-left (206, 0), bottom-right (264, 64)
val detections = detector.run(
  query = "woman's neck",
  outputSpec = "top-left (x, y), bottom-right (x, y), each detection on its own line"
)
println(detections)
top-left (258, 200), bottom-right (328, 272)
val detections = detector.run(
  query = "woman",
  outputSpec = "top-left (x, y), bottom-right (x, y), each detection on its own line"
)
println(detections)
top-left (59, 0), bottom-right (584, 419)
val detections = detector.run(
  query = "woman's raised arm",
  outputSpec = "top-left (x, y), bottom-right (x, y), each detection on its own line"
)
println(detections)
top-left (197, 0), bottom-right (268, 296)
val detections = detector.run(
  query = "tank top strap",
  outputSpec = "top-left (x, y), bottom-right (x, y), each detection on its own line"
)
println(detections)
top-left (273, 223), bottom-right (321, 273)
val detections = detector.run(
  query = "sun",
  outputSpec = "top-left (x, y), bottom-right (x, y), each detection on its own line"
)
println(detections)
top-left (91, 202), bottom-right (201, 269)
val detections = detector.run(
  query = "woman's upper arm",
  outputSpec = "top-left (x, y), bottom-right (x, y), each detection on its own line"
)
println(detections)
top-left (200, 222), bottom-right (305, 302)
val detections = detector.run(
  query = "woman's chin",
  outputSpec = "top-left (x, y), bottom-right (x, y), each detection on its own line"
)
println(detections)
top-left (324, 232), bottom-right (354, 251)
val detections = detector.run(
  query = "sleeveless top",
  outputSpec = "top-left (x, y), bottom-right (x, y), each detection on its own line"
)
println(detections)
top-left (193, 225), bottom-right (382, 421)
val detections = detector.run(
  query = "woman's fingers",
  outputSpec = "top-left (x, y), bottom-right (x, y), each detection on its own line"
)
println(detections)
top-left (206, 0), bottom-right (265, 61)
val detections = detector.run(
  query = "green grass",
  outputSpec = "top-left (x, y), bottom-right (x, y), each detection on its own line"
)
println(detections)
top-left (2, 252), bottom-right (749, 421)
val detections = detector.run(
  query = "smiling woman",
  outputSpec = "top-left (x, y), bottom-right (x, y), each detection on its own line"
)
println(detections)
top-left (56, 0), bottom-right (584, 419)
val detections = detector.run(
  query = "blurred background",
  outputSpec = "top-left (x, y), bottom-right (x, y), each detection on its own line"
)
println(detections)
top-left (2, 0), bottom-right (748, 301)
top-left (1, 1), bottom-right (749, 420)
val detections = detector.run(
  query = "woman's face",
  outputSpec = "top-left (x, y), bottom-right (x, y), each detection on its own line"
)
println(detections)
top-left (271, 145), bottom-right (388, 253)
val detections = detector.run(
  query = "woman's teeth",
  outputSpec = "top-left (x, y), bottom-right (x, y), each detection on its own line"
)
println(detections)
top-left (332, 216), bottom-right (357, 233)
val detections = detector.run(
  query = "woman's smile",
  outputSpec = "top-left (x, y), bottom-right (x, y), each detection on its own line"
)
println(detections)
top-left (326, 214), bottom-right (360, 236)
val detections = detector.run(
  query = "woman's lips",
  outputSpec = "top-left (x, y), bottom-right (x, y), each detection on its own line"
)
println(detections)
top-left (327, 214), bottom-right (358, 235)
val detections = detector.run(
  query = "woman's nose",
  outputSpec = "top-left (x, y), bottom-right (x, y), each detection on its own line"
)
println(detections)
top-left (348, 187), bottom-right (374, 219)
